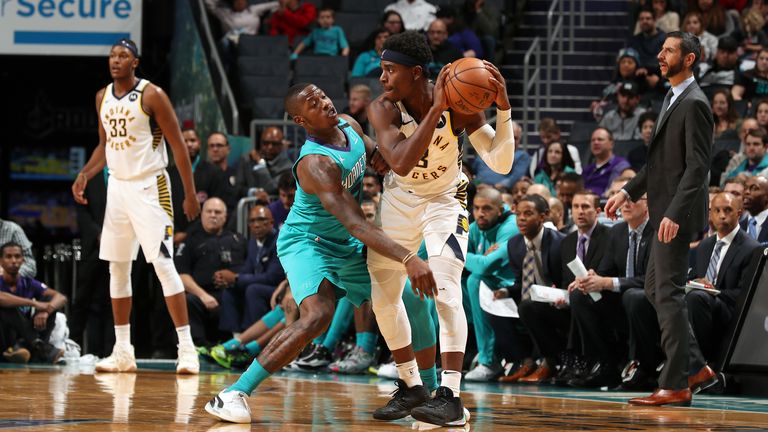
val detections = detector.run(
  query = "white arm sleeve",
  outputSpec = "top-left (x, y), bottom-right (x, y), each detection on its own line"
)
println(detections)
top-left (468, 108), bottom-right (515, 174)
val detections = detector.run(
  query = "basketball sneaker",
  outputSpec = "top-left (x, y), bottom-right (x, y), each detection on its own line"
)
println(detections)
top-left (410, 386), bottom-right (466, 427)
top-left (376, 361), bottom-right (398, 379)
top-left (177, 344), bottom-right (200, 374)
top-left (96, 344), bottom-right (137, 373)
top-left (205, 389), bottom-right (251, 423)
top-left (294, 344), bottom-right (332, 369)
top-left (328, 346), bottom-right (375, 374)
top-left (372, 379), bottom-right (429, 421)
top-left (464, 363), bottom-right (502, 382)
top-left (211, 345), bottom-right (252, 370)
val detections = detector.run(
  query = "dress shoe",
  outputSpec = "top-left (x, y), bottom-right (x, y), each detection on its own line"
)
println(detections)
top-left (518, 365), bottom-right (553, 384)
top-left (688, 365), bottom-right (718, 395)
top-left (628, 388), bottom-right (692, 407)
top-left (499, 363), bottom-right (535, 383)
top-left (569, 362), bottom-right (621, 388)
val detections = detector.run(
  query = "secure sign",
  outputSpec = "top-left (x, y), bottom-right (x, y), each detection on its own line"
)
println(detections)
top-left (0, 0), bottom-right (142, 56)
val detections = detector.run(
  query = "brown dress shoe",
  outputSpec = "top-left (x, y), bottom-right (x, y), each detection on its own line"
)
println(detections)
top-left (628, 388), bottom-right (692, 407)
top-left (518, 365), bottom-right (553, 384)
top-left (688, 365), bottom-right (718, 394)
top-left (499, 364), bottom-right (535, 383)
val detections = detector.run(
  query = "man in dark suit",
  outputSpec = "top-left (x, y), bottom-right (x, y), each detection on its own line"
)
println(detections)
top-left (499, 194), bottom-right (565, 383)
top-left (606, 31), bottom-right (713, 406)
top-left (743, 175), bottom-right (768, 244)
top-left (568, 190), bottom-right (653, 389)
top-left (687, 192), bottom-right (761, 367)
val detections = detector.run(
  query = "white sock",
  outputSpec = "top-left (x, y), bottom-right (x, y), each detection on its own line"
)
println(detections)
top-left (441, 370), bottom-right (461, 396)
top-left (176, 325), bottom-right (194, 348)
top-left (115, 324), bottom-right (131, 347)
top-left (396, 359), bottom-right (423, 388)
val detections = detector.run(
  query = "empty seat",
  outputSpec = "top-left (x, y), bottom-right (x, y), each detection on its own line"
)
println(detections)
top-left (238, 35), bottom-right (290, 57)
top-left (349, 76), bottom-right (383, 98)
top-left (238, 56), bottom-right (290, 77)
top-left (334, 12), bottom-right (381, 51)
top-left (296, 76), bottom-right (346, 99)
top-left (252, 97), bottom-right (286, 120)
top-left (340, 0), bottom-right (389, 13)
top-left (241, 76), bottom-right (291, 102)
top-left (295, 55), bottom-right (349, 78)
top-left (614, 140), bottom-right (644, 159)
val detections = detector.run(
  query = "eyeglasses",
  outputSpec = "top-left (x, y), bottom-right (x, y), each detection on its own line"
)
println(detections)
top-left (209, 143), bottom-right (228, 148)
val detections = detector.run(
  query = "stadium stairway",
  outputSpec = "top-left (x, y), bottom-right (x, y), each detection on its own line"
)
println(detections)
top-left (503, 0), bottom-right (630, 148)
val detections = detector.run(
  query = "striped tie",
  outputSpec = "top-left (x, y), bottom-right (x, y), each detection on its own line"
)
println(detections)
top-left (705, 240), bottom-right (726, 283)
top-left (626, 231), bottom-right (637, 278)
top-left (522, 244), bottom-right (536, 301)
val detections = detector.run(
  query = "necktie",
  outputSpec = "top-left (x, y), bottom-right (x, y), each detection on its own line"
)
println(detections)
top-left (658, 88), bottom-right (674, 124)
top-left (522, 244), bottom-right (536, 301)
top-left (577, 235), bottom-right (588, 262)
top-left (626, 231), bottom-right (637, 278)
top-left (748, 217), bottom-right (758, 240)
top-left (705, 240), bottom-right (726, 283)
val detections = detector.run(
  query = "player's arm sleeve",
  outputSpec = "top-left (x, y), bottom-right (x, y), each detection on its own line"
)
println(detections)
top-left (468, 108), bottom-right (515, 174)
top-left (499, 150), bottom-right (530, 189)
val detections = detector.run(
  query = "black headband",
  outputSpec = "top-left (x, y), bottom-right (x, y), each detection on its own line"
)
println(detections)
top-left (381, 49), bottom-right (425, 69)
top-left (113, 39), bottom-right (139, 58)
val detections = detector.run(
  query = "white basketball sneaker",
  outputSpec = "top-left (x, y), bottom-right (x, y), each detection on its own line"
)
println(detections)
top-left (95, 344), bottom-right (137, 373)
top-left (176, 344), bottom-right (200, 374)
top-left (205, 389), bottom-right (251, 423)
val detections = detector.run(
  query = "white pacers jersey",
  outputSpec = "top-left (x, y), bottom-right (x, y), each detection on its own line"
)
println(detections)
top-left (100, 79), bottom-right (168, 180)
top-left (385, 101), bottom-right (463, 198)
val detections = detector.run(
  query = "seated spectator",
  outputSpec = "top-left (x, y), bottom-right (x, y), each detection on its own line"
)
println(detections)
top-left (497, 195), bottom-right (565, 382)
top-left (698, 36), bottom-right (739, 89)
top-left (461, 0), bottom-right (501, 60)
top-left (628, 8), bottom-right (666, 76)
top-left (473, 121), bottom-right (530, 191)
top-left (0, 218), bottom-right (36, 278)
top-left (533, 141), bottom-right (577, 196)
top-left (732, 48), bottom-right (768, 101)
top-left (687, 192), bottom-right (760, 366)
top-left (268, 0), bottom-right (317, 48)
top-left (426, 20), bottom-right (463, 76)
top-left (269, 172), bottom-right (296, 228)
top-left (344, 85), bottom-right (373, 132)
top-left (599, 81), bottom-right (647, 141)
top-left (528, 117), bottom-right (583, 176)
top-left (743, 175), bottom-right (768, 243)
top-left (235, 126), bottom-right (293, 199)
top-left (509, 177), bottom-right (533, 211)
top-left (582, 128), bottom-right (631, 197)
top-left (712, 88), bottom-right (741, 139)
top-left (629, 111), bottom-right (657, 171)
top-left (683, 11), bottom-right (718, 62)
top-left (462, 189), bottom-right (520, 381)
top-left (719, 117), bottom-right (760, 184)
top-left (690, 0), bottom-right (733, 37)
top-left (207, 132), bottom-right (238, 214)
top-left (385, 0), bottom-right (437, 32)
top-left (362, 11), bottom-right (404, 51)
top-left (556, 171), bottom-right (584, 225)
top-left (182, 127), bottom-right (229, 205)
top-left (733, 8), bottom-right (768, 62)
top-left (291, 8), bottom-right (349, 59)
top-left (204, 0), bottom-right (278, 47)
top-left (216, 204), bottom-right (284, 334)
top-left (177, 198), bottom-right (247, 347)
top-left (592, 48), bottom-right (656, 120)
top-left (634, 0), bottom-right (679, 34)
top-left (0, 242), bottom-right (67, 364)
top-left (724, 129), bottom-right (768, 179)
top-left (756, 99), bottom-right (768, 133)
top-left (547, 197), bottom-right (568, 232)
top-left (435, 6), bottom-right (483, 59)
top-left (352, 28), bottom-right (390, 78)
top-left (363, 169), bottom-right (383, 205)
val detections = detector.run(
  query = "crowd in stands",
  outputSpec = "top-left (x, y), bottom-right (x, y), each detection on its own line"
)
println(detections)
top-left (2, 0), bottom-right (768, 399)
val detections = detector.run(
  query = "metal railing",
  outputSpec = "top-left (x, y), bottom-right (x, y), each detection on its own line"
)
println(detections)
top-left (545, 0), bottom-right (564, 106)
top-left (522, 36), bottom-right (541, 152)
top-left (193, 0), bottom-right (240, 134)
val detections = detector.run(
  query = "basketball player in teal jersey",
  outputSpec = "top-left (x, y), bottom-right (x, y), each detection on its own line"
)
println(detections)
top-left (205, 83), bottom-right (438, 424)
top-left (366, 31), bottom-right (514, 426)
top-left (71, 39), bottom-right (201, 375)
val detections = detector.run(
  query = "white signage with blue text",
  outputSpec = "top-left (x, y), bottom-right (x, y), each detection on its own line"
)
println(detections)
top-left (0, 0), bottom-right (142, 56)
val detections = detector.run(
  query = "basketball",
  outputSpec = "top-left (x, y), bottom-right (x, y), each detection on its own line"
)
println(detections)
top-left (444, 58), bottom-right (498, 114)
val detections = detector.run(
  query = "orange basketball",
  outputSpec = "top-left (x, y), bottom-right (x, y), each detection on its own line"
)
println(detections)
top-left (444, 58), bottom-right (498, 114)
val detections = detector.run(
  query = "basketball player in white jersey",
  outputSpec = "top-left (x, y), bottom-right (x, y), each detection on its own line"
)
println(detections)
top-left (366, 31), bottom-right (514, 426)
top-left (71, 39), bottom-right (201, 374)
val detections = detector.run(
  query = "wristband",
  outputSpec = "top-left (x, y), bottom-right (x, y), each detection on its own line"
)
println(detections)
top-left (401, 251), bottom-right (416, 265)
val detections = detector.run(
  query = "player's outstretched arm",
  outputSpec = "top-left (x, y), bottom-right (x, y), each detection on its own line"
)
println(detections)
top-left (144, 84), bottom-right (200, 221)
top-left (73, 89), bottom-right (109, 205)
top-left (366, 65), bottom-right (452, 176)
top-left (297, 155), bottom-right (437, 297)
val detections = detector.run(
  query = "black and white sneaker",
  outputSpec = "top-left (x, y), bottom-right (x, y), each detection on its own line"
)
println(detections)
top-left (294, 344), bottom-right (332, 369)
top-left (410, 386), bottom-right (466, 427)
top-left (372, 379), bottom-right (429, 421)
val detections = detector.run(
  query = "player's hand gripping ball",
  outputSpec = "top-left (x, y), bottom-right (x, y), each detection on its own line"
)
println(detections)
top-left (445, 57), bottom-right (499, 114)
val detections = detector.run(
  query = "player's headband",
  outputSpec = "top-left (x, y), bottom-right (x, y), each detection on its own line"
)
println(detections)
top-left (113, 39), bottom-right (139, 58)
top-left (381, 49), bottom-right (425, 69)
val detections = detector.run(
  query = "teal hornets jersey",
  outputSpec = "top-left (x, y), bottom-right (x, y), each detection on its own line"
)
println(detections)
top-left (283, 119), bottom-right (367, 243)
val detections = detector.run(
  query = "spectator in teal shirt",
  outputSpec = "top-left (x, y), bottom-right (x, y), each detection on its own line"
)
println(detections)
top-left (351, 28), bottom-right (390, 78)
top-left (291, 8), bottom-right (349, 58)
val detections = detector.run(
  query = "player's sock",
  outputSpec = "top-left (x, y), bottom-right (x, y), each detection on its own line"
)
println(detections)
top-left (441, 370), bottom-right (462, 397)
top-left (356, 332), bottom-right (378, 355)
top-left (115, 324), bottom-right (131, 347)
top-left (396, 359), bottom-right (423, 388)
top-left (420, 366), bottom-right (439, 393)
top-left (312, 335), bottom-right (324, 346)
top-left (222, 338), bottom-right (242, 351)
top-left (321, 299), bottom-right (354, 349)
top-left (244, 341), bottom-right (261, 356)
top-left (261, 306), bottom-right (285, 329)
top-left (228, 359), bottom-right (270, 396)
top-left (175, 325), bottom-right (194, 348)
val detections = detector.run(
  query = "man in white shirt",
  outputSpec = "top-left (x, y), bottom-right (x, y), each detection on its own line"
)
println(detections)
top-left (385, 0), bottom-right (437, 32)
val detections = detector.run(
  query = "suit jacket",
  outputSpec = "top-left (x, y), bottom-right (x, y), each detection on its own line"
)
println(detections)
top-left (624, 79), bottom-right (713, 235)
top-left (738, 212), bottom-right (768, 243)
top-left (507, 227), bottom-right (566, 302)
top-left (560, 223), bottom-right (610, 289)
top-left (597, 220), bottom-right (654, 292)
top-left (76, 170), bottom-right (108, 260)
top-left (236, 230), bottom-right (285, 288)
top-left (689, 229), bottom-right (760, 309)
